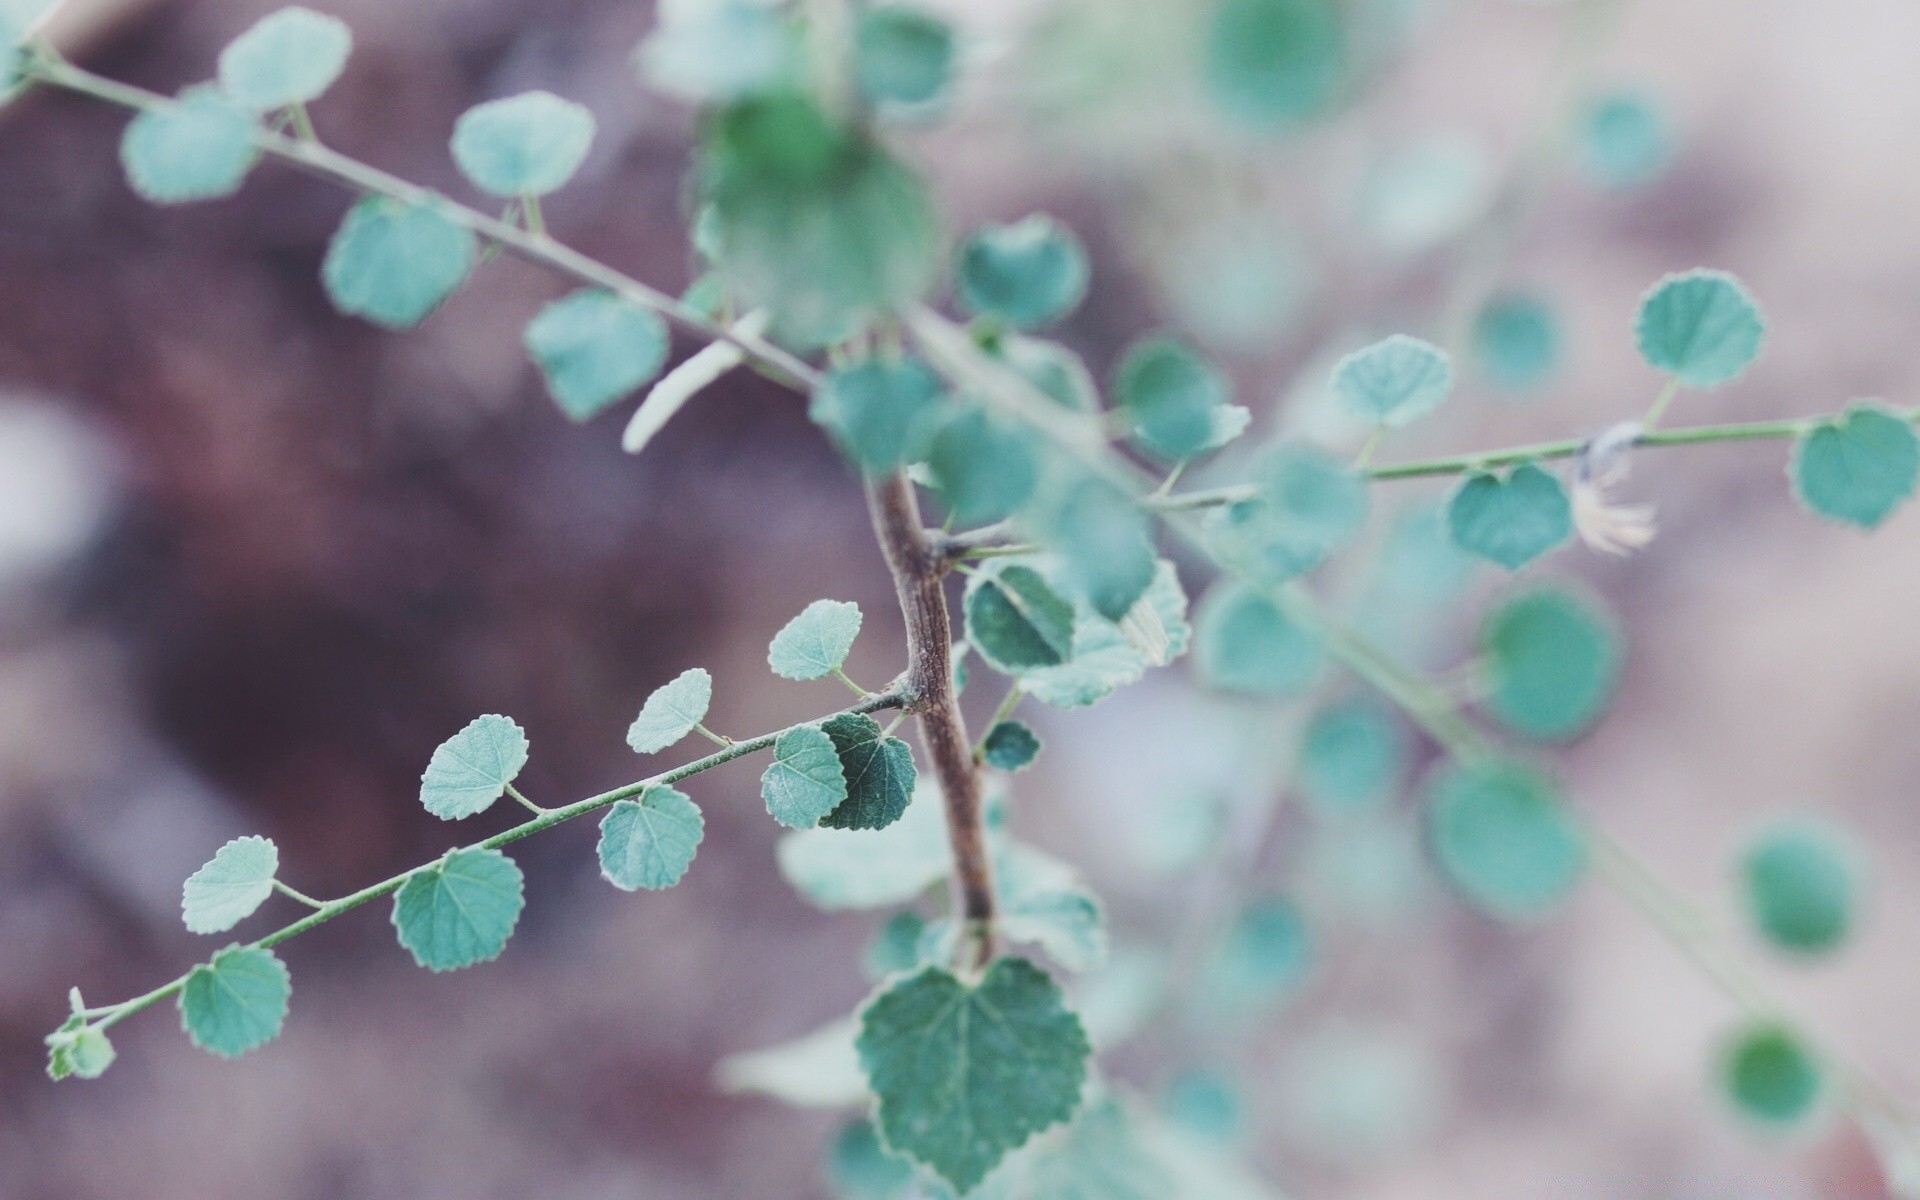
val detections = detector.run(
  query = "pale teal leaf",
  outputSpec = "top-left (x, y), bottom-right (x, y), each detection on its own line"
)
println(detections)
top-left (769, 598), bottom-right (864, 680)
top-left (525, 289), bottom-right (669, 420)
top-left (956, 214), bottom-right (1089, 331)
top-left (216, 6), bottom-right (351, 113)
top-left (119, 85), bottom-right (259, 205)
top-left (178, 944), bottom-right (290, 1057)
top-left (1481, 588), bottom-right (1620, 741)
top-left (1033, 474), bottom-right (1157, 621)
top-left (820, 712), bottom-right (916, 830)
top-left (828, 1117), bottom-right (918, 1200)
top-left (419, 713), bottom-right (529, 819)
top-left (857, 956), bottom-right (1090, 1193)
top-left (1208, 443), bottom-right (1368, 582)
top-left (982, 720), bottom-right (1041, 772)
top-left (1741, 817), bottom-right (1860, 958)
top-left (1332, 334), bottom-right (1451, 427)
top-left (321, 196), bottom-right (476, 328)
top-left (637, 0), bottom-right (800, 103)
top-left (1299, 697), bottom-right (1406, 817)
top-left (390, 847), bottom-right (525, 971)
top-left (926, 403), bottom-right (1041, 525)
top-left (1003, 886), bottom-right (1105, 973)
top-left (761, 724), bottom-right (848, 829)
top-left (1472, 292), bottom-right (1563, 391)
top-left (865, 910), bottom-right (931, 979)
top-left (854, 4), bottom-right (955, 109)
top-left (1205, 0), bottom-right (1345, 129)
top-left (450, 90), bottom-right (594, 197)
top-left (1445, 463), bottom-right (1572, 570)
top-left (1721, 1024), bottom-right (1822, 1127)
top-left (180, 835), bottom-right (279, 934)
top-left (1790, 402), bottom-right (1919, 529)
top-left (988, 334), bottom-right (1099, 413)
top-left (1022, 560), bottom-right (1188, 708)
top-left (1196, 895), bottom-right (1312, 1022)
top-left (811, 357), bottom-right (947, 474)
top-left (966, 563), bottom-right (1076, 672)
top-left (716, 1017), bottom-right (867, 1107)
top-left (1113, 335), bottom-right (1230, 461)
top-left (627, 667), bottom-right (713, 753)
top-left (45, 1023), bottom-right (116, 1082)
top-left (598, 785), bottom-right (704, 890)
top-left (777, 784), bottom-right (948, 909)
top-left (1425, 760), bottom-right (1585, 920)
top-left (1578, 90), bottom-right (1673, 190)
top-left (1193, 583), bottom-right (1323, 698)
top-left (1634, 269), bottom-right (1764, 387)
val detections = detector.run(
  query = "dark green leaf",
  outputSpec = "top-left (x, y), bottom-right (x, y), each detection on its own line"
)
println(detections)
top-left (820, 713), bottom-right (917, 830)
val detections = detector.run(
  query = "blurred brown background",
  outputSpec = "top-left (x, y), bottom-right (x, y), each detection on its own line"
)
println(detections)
top-left (3, 1), bottom-right (1919, 1197)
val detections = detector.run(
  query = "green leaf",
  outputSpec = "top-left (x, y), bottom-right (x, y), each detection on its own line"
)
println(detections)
top-left (598, 785), bottom-right (705, 890)
top-left (1472, 292), bottom-right (1563, 391)
top-left (450, 90), bottom-right (595, 197)
top-left (1197, 894), bottom-right (1313, 1021)
top-left (178, 944), bottom-right (291, 1057)
top-left (1021, 560), bottom-right (1190, 708)
top-left (777, 784), bottom-right (948, 908)
top-left (1332, 335), bottom-right (1452, 427)
top-left (966, 563), bottom-right (1077, 672)
top-left (827, 1117), bottom-right (918, 1200)
top-left (1209, 443), bottom-right (1368, 582)
top-left (926, 403), bottom-right (1041, 525)
top-left (627, 667), bottom-right (714, 753)
top-left (180, 835), bottom-right (279, 933)
top-left (988, 334), bottom-right (1100, 412)
top-left (321, 195), bottom-right (477, 328)
top-left (699, 93), bottom-right (938, 345)
top-left (1577, 90), bottom-right (1673, 191)
top-left (1481, 588), bottom-right (1620, 741)
top-left (1789, 402), bottom-right (1919, 529)
top-left (811, 357), bottom-right (947, 474)
top-left (854, 4), bottom-right (955, 109)
top-left (119, 85), bottom-right (259, 205)
top-left (1205, 0), bottom-right (1345, 129)
top-left (982, 720), bottom-right (1041, 772)
top-left (769, 598), bottom-right (864, 681)
top-left (418, 713), bottom-right (529, 819)
top-left (1740, 818), bottom-right (1860, 958)
top-left (390, 847), bottom-right (525, 971)
top-left (1299, 697), bottom-right (1405, 817)
top-left (637, 0), bottom-right (800, 103)
top-left (1034, 475), bottom-right (1157, 621)
top-left (717, 1017), bottom-right (867, 1108)
top-left (1445, 463), bottom-right (1573, 570)
top-left (1113, 335), bottom-right (1230, 461)
top-left (1424, 759), bottom-right (1585, 920)
top-left (216, 6), bottom-right (351, 113)
top-left (1193, 583), bottom-right (1323, 698)
top-left (760, 724), bottom-right (848, 829)
top-left (857, 957), bottom-right (1091, 1193)
top-left (865, 911), bottom-right (931, 980)
top-left (956, 214), bottom-right (1090, 330)
top-left (820, 712), bottom-right (917, 830)
top-left (1000, 853), bottom-right (1107, 973)
top-left (45, 1024), bottom-right (116, 1081)
top-left (524, 289), bottom-right (670, 420)
top-left (1633, 269), bottom-right (1764, 388)
top-left (1720, 1024), bottom-right (1822, 1127)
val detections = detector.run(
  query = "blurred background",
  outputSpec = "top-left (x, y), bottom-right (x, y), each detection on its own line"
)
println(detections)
top-left (3, 0), bottom-right (1920, 1196)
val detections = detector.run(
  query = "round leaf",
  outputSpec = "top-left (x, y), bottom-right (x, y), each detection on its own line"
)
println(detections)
top-left (853, 4), bottom-right (955, 109)
top-left (178, 944), bottom-right (291, 1057)
top-left (524, 289), bottom-right (670, 421)
top-left (1332, 334), bottom-right (1452, 427)
top-left (119, 85), bottom-right (259, 205)
top-left (761, 725), bottom-right (849, 829)
top-left (627, 667), bottom-right (713, 754)
top-left (955, 214), bottom-right (1090, 330)
top-left (450, 90), bottom-right (595, 197)
top-left (810, 357), bottom-right (946, 475)
top-left (181, 835), bottom-right (280, 934)
top-left (1577, 90), bottom-right (1673, 190)
top-left (1033, 474), bottom-right (1158, 621)
top-left (1445, 463), bottom-right (1572, 570)
top-left (819, 712), bottom-right (917, 831)
top-left (1192, 582), bottom-right (1324, 698)
top-left (1425, 759), bottom-right (1585, 920)
top-left (418, 713), bottom-right (530, 819)
top-left (768, 599), bottom-right (864, 681)
top-left (1205, 0), bottom-right (1345, 129)
top-left (925, 403), bottom-right (1041, 525)
top-left (1299, 697), bottom-right (1405, 817)
top-left (1740, 818), bottom-right (1861, 958)
top-left (217, 6), bottom-right (352, 113)
top-left (321, 196), bottom-right (476, 328)
top-left (982, 720), bottom-right (1041, 772)
top-left (598, 785), bottom-right (705, 890)
top-left (966, 563), bottom-right (1077, 673)
top-left (1209, 443), bottom-right (1369, 582)
top-left (1472, 292), bottom-right (1562, 391)
top-left (856, 957), bottom-right (1090, 1193)
top-left (1789, 402), bottom-right (1919, 529)
top-left (1113, 335), bottom-right (1230, 461)
top-left (1481, 588), bottom-right (1620, 741)
top-left (1720, 1024), bottom-right (1822, 1127)
top-left (390, 847), bottom-right (525, 971)
top-left (1633, 269), bottom-right (1764, 387)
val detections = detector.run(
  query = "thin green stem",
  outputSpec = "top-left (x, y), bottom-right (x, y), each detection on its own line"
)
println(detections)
top-left (521, 192), bottom-right (545, 238)
top-left (504, 782), bottom-right (548, 815)
top-left (87, 690), bottom-right (904, 1033)
top-left (1643, 376), bottom-right (1683, 429)
top-left (287, 101), bottom-right (317, 144)
top-left (692, 723), bottom-right (733, 749)
top-left (1353, 427), bottom-right (1384, 469)
top-left (270, 880), bottom-right (327, 910)
top-left (832, 666), bottom-right (873, 699)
